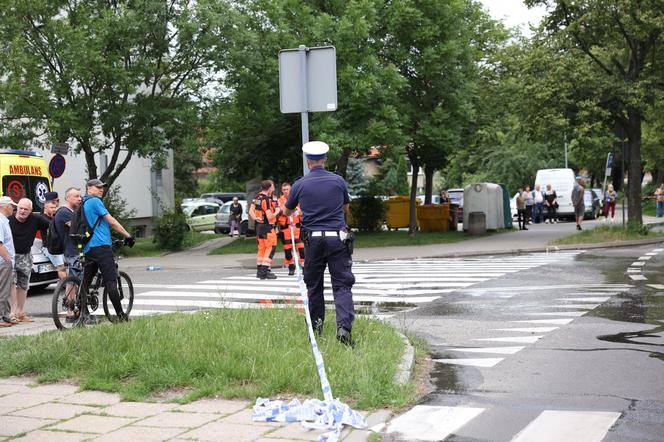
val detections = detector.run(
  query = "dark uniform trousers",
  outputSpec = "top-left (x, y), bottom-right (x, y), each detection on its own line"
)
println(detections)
top-left (303, 234), bottom-right (355, 332)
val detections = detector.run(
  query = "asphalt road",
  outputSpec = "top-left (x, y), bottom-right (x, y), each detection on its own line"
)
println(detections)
top-left (383, 243), bottom-right (664, 441)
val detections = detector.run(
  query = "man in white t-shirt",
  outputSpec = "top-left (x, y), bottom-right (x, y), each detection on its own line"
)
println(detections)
top-left (533, 184), bottom-right (545, 224)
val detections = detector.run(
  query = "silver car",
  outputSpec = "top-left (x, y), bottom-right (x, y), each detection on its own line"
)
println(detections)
top-left (214, 200), bottom-right (253, 235)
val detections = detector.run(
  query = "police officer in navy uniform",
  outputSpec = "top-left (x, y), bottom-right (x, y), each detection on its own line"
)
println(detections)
top-left (283, 141), bottom-right (356, 346)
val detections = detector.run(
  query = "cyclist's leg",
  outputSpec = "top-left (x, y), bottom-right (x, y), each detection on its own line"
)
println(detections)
top-left (90, 246), bottom-right (125, 320)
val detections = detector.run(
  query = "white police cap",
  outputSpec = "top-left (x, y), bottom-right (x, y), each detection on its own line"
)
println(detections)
top-left (302, 141), bottom-right (329, 160)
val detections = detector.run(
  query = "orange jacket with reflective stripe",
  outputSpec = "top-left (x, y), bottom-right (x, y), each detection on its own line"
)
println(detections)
top-left (253, 193), bottom-right (278, 225)
top-left (277, 194), bottom-right (301, 226)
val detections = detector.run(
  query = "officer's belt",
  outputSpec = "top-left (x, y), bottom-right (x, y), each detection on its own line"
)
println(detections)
top-left (309, 231), bottom-right (339, 237)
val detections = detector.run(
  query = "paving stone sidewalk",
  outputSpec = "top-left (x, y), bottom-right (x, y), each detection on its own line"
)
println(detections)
top-left (0, 376), bottom-right (390, 441)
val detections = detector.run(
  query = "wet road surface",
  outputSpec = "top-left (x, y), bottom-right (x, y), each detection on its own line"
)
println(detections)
top-left (383, 244), bottom-right (664, 441)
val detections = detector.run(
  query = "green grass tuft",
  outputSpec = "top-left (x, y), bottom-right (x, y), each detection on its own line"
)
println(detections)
top-left (117, 232), bottom-right (221, 257)
top-left (551, 223), bottom-right (664, 245)
top-left (0, 309), bottom-right (414, 409)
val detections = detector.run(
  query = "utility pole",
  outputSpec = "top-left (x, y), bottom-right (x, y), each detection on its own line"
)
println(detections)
top-left (564, 132), bottom-right (568, 169)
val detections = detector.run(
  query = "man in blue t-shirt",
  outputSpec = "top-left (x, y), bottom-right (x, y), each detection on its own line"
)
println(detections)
top-left (283, 141), bottom-right (356, 346)
top-left (81, 179), bottom-right (135, 322)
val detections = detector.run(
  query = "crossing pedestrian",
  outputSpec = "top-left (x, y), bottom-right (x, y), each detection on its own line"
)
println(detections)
top-left (283, 141), bottom-right (356, 346)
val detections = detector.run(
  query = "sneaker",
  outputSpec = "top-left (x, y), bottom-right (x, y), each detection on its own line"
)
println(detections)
top-left (81, 315), bottom-right (97, 325)
top-left (65, 315), bottom-right (79, 324)
top-left (577, 224), bottom-right (582, 231)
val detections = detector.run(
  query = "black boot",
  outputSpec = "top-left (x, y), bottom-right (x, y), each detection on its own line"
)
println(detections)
top-left (256, 265), bottom-right (261, 279)
top-left (336, 327), bottom-right (354, 347)
top-left (288, 264), bottom-right (295, 276)
top-left (264, 267), bottom-right (277, 280)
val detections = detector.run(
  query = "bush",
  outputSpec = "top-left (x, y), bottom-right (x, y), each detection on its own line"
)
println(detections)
top-left (349, 196), bottom-right (386, 232)
top-left (153, 203), bottom-right (189, 250)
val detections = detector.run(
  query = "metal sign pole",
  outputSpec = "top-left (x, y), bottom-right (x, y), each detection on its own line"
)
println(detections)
top-left (299, 45), bottom-right (310, 176)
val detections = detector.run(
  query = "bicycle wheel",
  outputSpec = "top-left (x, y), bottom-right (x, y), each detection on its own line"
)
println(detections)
top-left (51, 276), bottom-right (82, 330)
top-left (102, 271), bottom-right (134, 321)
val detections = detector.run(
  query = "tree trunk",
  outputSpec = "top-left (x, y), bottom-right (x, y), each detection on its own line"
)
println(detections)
top-left (81, 139), bottom-right (97, 180)
top-left (408, 154), bottom-right (419, 236)
top-left (625, 112), bottom-right (643, 224)
top-left (424, 164), bottom-right (434, 204)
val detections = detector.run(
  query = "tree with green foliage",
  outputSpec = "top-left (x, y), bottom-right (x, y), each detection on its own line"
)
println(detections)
top-left (377, 0), bottom-right (486, 232)
top-left (209, 0), bottom-right (406, 184)
top-left (0, 0), bottom-right (228, 188)
top-left (396, 157), bottom-right (409, 196)
top-left (527, 0), bottom-right (664, 224)
top-left (346, 157), bottom-right (369, 196)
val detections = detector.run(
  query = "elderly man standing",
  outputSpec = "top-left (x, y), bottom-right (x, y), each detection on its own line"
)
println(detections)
top-left (9, 198), bottom-right (50, 323)
top-left (0, 197), bottom-right (17, 327)
top-left (571, 176), bottom-right (586, 231)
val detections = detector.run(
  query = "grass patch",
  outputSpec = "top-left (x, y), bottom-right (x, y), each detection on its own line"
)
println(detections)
top-left (643, 199), bottom-right (656, 217)
top-left (209, 229), bottom-right (495, 255)
top-left (0, 309), bottom-right (415, 409)
top-left (117, 232), bottom-right (221, 257)
top-left (550, 223), bottom-right (664, 246)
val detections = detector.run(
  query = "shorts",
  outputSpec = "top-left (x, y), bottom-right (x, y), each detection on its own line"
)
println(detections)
top-left (13, 253), bottom-right (33, 291)
top-left (42, 247), bottom-right (65, 268)
top-left (574, 204), bottom-right (585, 217)
top-left (64, 255), bottom-right (81, 278)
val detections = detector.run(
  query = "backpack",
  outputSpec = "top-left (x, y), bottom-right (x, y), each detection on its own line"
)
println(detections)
top-left (69, 197), bottom-right (103, 246)
top-left (44, 208), bottom-right (65, 255)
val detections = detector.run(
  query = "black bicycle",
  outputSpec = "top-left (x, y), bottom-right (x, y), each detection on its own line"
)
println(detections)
top-left (51, 239), bottom-right (134, 330)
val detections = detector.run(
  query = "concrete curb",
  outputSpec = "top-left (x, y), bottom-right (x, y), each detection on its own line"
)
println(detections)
top-left (394, 331), bottom-right (415, 386)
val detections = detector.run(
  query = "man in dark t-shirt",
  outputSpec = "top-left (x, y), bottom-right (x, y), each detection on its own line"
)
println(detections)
top-left (8, 198), bottom-right (49, 323)
top-left (54, 187), bottom-right (82, 276)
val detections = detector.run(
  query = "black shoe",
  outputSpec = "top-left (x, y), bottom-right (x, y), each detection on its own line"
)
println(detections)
top-left (523, 227), bottom-right (528, 230)
top-left (256, 265), bottom-right (262, 279)
top-left (336, 327), bottom-right (354, 347)
top-left (313, 319), bottom-right (323, 336)
top-left (262, 269), bottom-right (277, 280)
top-left (577, 224), bottom-right (582, 231)
top-left (65, 315), bottom-right (79, 324)
top-left (81, 315), bottom-right (97, 325)
top-left (288, 266), bottom-right (295, 276)
top-left (117, 312), bottom-right (130, 323)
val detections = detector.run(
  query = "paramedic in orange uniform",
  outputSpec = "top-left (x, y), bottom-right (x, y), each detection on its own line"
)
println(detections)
top-left (277, 182), bottom-right (305, 275)
top-left (249, 180), bottom-right (280, 280)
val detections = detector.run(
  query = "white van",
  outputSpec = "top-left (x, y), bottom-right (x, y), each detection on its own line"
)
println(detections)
top-left (534, 168), bottom-right (576, 219)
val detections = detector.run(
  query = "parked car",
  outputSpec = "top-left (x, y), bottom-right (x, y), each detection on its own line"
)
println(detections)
top-left (584, 189), bottom-right (601, 220)
top-left (447, 188), bottom-right (464, 220)
top-left (181, 200), bottom-right (220, 232)
top-left (200, 192), bottom-right (246, 204)
top-left (214, 200), bottom-right (254, 236)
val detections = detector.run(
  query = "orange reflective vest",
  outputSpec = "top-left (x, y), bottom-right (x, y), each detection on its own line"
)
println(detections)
top-left (277, 194), bottom-right (301, 227)
top-left (253, 193), bottom-right (278, 225)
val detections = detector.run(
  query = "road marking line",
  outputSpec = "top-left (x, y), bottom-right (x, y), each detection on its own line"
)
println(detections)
top-left (556, 297), bottom-right (610, 302)
top-left (652, 248), bottom-right (663, 252)
top-left (433, 358), bottom-right (504, 367)
top-left (645, 252), bottom-right (658, 256)
top-left (545, 304), bottom-right (599, 309)
top-left (627, 268), bottom-right (642, 273)
top-left (647, 284), bottom-right (664, 289)
top-left (133, 291), bottom-right (440, 304)
top-left (630, 261), bottom-right (646, 266)
top-left (494, 327), bottom-right (559, 333)
top-left (527, 311), bottom-right (587, 317)
top-left (629, 275), bottom-right (648, 281)
top-left (638, 256), bottom-right (653, 260)
top-left (385, 405), bottom-right (484, 441)
top-left (445, 346), bottom-right (525, 355)
top-left (510, 410), bottom-right (621, 442)
top-left (474, 336), bottom-right (543, 344)
top-left (512, 318), bottom-right (575, 325)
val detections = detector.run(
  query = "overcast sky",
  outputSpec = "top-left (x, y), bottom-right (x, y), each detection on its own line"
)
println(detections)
top-left (478, 0), bottom-right (547, 34)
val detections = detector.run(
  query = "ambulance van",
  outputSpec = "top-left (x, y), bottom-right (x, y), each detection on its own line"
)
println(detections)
top-left (0, 149), bottom-right (58, 290)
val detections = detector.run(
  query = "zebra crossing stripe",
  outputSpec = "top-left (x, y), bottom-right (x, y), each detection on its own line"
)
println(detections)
top-left (444, 346), bottom-right (525, 355)
top-left (474, 336), bottom-right (543, 344)
top-left (629, 275), bottom-right (647, 281)
top-left (556, 297), bottom-right (609, 302)
top-left (385, 405), bottom-right (484, 441)
top-left (510, 410), bottom-right (620, 442)
top-left (647, 284), bottom-right (664, 289)
top-left (526, 311), bottom-right (587, 317)
top-left (493, 327), bottom-right (559, 333)
top-left (512, 318), bottom-right (575, 325)
top-left (433, 358), bottom-right (504, 368)
top-left (638, 256), bottom-right (652, 260)
top-left (132, 291), bottom-right (440, 305)
top-left (545, 304), bottom-right (600, 309)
